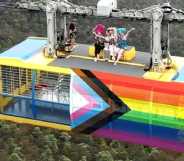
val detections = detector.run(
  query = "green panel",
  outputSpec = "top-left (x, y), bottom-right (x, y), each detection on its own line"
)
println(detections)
top-left (120, 110), bottom-right (184, 130)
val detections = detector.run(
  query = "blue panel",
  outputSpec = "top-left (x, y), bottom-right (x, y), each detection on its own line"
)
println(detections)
top-left (0, 38), bottom-right (47, 60)
top-left (2, 97), bottom-right (71, 125)
top-left (102, 118), bottom-right (184, 143)
top-left (174, 66), bottom-right (184, 82)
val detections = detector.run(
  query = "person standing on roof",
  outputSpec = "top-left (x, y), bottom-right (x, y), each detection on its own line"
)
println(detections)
top-left (65, 23), bottom-right (77, 52)
top-left (92, 24), bottom-right (106, 62)
top-left (69, 23), bottom-right (77, 42)
top-left (113, 27), bottom-right (135, 65)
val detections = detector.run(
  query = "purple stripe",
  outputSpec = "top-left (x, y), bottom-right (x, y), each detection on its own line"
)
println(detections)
top-left (93, 128), bottom-right (184, 152)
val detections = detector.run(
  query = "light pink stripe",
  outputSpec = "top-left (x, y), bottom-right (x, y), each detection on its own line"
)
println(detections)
top-left (70, 84), bottom-right (97, 120)
top-left (72, 83), bottom-right (95, 102)
top-left (71, 103), bottom-right (97, 120)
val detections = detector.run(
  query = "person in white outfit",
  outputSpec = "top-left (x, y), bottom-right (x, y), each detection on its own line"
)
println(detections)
top-left (107, 27), bottom-right (118, 61)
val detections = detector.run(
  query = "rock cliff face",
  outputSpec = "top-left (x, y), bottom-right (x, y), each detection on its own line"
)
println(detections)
top-left (0, 0), bottom-right (184, 56)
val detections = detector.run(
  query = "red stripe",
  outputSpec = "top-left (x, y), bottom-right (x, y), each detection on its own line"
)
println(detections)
top-left (94, 71), bottom-right (184, 95)
top-left (93, 71), bottom-right (184, 106)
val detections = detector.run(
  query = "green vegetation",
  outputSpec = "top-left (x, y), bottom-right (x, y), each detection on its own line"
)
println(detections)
top-left (0, 121), bottom-right (183, 161)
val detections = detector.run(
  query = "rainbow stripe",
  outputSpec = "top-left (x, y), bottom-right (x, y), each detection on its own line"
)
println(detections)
top-left (90, 71), bottom-right (184, 152)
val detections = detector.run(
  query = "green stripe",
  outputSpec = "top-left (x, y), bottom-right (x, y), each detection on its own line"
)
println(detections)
top-left (119, 111), bottom-right (184, 130)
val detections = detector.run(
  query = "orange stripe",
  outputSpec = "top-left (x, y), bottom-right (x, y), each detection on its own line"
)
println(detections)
top-left (110, 85), bottom-right (184, 107)
top-left (93, 71), bottom-right (184, 106)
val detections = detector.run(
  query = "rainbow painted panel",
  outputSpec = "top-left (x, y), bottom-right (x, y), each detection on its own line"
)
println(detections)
top-left (91, 71), bottom-right (184, 152)
top-left (93, 71), bottom-right (184, 107)
top-left (93, 111), bottom-right (184, 152)
top-left (70, 72), bottom-right (109, 128)
top-left (93, 124), bottom-right (184, 152)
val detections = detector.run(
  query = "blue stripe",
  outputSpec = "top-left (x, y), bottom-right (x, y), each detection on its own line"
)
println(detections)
top-left (101, 118), bottom-right (184, 143)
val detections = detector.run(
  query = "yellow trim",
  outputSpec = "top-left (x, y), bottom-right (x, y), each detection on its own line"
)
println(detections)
top-left (121, 97), bottom-right (184, 119)
top-left (0, 66), bottom-right (2, 93)
top-left (0, 114), bottom-right (71, 131)
top-left (26, 51), bottom-right (54, 65)
top-left (143, 68), bottom-right (177, 82)
top-left (0, 58), bottom-right (71, 75)
top-left (28, 36), bottom-right (48, 40)
top-left (143, 57), bottom-right (184, 82)
top-left (0, 97), bottom-right (12, 112)
top-left (69, 54), bottom-right (145, 68)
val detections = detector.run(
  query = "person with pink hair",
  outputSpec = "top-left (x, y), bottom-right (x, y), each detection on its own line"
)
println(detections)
top-left (92, 24), bottom-right (106, 62)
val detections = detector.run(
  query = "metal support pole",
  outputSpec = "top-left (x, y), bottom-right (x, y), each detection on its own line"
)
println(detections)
top-left (46, 2), bottom-right (57, 57)
top-left (166, 22), bottom-right (172, 65)
top-left (64, 15), bottom-right (68, 42)
top-left (167, 22), bottom-right (170, 55)
top-left (31, 70), bottom-right (36, 118)
top-left (150, 19), bottom-right (153, 54)
top-left (152, 9), bottom-right (163, 70)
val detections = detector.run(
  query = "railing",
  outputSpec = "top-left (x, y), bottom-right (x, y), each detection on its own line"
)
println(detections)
top-left (0, 65), bottom-right (70, 105)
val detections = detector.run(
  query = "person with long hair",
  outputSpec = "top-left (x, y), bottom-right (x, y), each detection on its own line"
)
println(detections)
top-left (113, 27), bottom-right (135, 65)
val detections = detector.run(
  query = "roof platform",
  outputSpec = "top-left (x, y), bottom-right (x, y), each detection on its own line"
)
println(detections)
top-left (70, 44), bottom-right (151, 65)
top-left (0, 37), bottom-right (182, 81)
top-left (50, 44), bottom-right (151, 77)
top-left (50, 57), bottom-right (146, 77)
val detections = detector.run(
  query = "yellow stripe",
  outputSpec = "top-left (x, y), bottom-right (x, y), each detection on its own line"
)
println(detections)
top-left (121, 97), bottom-right (184, 119)
top-left (0, 58), bottom-right (71, 74)
top-left (0, 114), bottom-right (71, 131)
top-left (69, 54), bottom-right (145, 68)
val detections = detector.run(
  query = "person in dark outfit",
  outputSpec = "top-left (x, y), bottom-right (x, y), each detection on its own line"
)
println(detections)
top-left (69, 23), bottom-right (77, 41)
top-left (65, 23), bottom-right (77, 52)
top-left (94, 38), bottom-right (105, 62)
top-left (92, 24), bottom-right (106, 62)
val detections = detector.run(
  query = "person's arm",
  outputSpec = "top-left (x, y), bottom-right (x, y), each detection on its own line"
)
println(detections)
top-left (124, 28), bottom-right (135, 39)
top-left (93, 32), bottom-right (106, 40)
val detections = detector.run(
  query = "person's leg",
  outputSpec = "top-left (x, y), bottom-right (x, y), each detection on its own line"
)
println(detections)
top-left (109, 45), bottom-right (116, 61)
top-left (114, 49), bottom-right (124, 65)
top-left (100, 44), bottom-right (105, 60)
top-left (104, 49), bottom-right (109, 61)
top-left (94, 43), bottom-right (100, 62)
